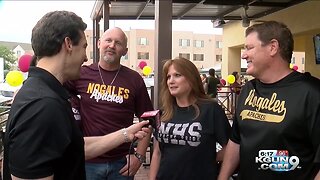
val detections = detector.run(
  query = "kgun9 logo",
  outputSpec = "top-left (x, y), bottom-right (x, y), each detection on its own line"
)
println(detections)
top-left (255, 150), bottom-right (300, 171)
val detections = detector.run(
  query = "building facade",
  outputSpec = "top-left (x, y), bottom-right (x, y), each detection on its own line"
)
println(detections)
top-left (0, 41), bottom-right (33, 59)
top-left (84, 29), bottom-right (223, 72)
top-left (0, 35), bottom-right (306, 75)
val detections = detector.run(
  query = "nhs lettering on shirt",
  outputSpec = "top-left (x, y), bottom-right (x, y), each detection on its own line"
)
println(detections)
top-left (157, 122), bottom-right (202, 147)
top-left (86, 83), bottom-right (130, 103)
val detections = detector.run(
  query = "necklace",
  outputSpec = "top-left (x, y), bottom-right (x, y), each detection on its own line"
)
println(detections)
top-left (98, 64), bottom-right (121, 85)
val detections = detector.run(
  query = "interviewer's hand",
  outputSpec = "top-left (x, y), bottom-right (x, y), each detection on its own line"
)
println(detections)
top-left (127, 121), bottom-right (151, 142)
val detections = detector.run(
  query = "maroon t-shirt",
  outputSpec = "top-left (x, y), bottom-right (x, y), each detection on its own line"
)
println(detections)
top-left (66, 63), bottom-right (153, 162)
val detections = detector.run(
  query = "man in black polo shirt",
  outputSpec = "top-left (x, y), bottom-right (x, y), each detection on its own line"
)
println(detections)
top-left (3, 11), bottom-right (150, 180)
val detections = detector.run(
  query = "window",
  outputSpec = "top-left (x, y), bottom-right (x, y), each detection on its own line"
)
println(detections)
top-left (301, 57), bottom-right (305, 64)
top-left (179, 53), bottom-right (190, 60)
top-left (194, 40), bottom-right (204, 48)
top-left (216, 41), bottom-right (222, 48)
top-left (216, 55), bottom-right (222, 62)
top-left (291, 57), bottom-right (295, 64)
top-left (193, 54), bottom-right (204, 61)
top-left (16, 50), bottom-right (21, 57)
top-left (179, 39), bottom-right (190, 47)
top-left (137, 52), bottom-right (149, 60)
top-left (138, 37), bottom-right (148, 45)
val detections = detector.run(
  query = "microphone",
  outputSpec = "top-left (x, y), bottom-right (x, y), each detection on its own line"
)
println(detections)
top-left (140, 110), bottom-right (161, 128)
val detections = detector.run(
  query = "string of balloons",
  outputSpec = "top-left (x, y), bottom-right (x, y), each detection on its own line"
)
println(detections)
top-left (6, 54), bottom-right (32, 87)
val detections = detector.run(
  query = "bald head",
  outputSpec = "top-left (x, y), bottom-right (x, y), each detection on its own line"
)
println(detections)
top-left (98, 27), bottom-right (128, 66)
top-left (101, 27), bottom-right (128, 48)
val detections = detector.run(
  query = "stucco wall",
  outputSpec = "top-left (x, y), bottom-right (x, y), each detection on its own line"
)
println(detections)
top-left (222, 0), bottom-right (320, 78)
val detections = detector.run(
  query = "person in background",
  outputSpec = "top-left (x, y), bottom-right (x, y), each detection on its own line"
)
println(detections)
top-left (240, 74), bottom-right (248, 85)
top-left (201, 73), bottom-right (207, 83)
top-left (65, 27), bottom-right (153, 180)
top-left (229, 71), bottom-right (241, 116)
top-left (201, 73), bottom-right (208, 94)
top-left (218, 21), bottom-right (320, 180)
top-left (149, 57), bottom-right (231, 180)
top-left (230, 71), bottom-right (241, 95)
top-left (207, 68), bottom-right (221, 98)
top-left (3, 11), bottom-right (150, 180)
top-left (29, 55), bottom-right (38, 67)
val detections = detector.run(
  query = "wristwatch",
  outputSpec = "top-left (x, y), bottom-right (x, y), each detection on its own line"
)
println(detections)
top-left (134, 151), bottom-right (146, 163)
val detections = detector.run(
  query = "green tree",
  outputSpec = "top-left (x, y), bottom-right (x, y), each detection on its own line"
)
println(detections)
top-left (0, 45), bottom-right (17, 71)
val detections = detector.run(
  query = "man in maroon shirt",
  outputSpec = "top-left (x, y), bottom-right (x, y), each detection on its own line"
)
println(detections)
top-left (66, 27), bottom-right (153, 179)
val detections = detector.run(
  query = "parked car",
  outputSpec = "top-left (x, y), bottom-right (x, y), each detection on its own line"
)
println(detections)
top-left (0, 81), bottom-right (21, 98)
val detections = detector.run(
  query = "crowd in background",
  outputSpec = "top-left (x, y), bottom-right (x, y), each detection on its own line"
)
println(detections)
top-left (200, 70), bottom-right (246, 97)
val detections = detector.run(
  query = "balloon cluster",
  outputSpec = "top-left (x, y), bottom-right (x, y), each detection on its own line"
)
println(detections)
top-left (5, 54), bottom-right (32, 87)
top-left (289, 64), bottom-right (298, 71)
top-left (138, 61), bottom-right (152, 76)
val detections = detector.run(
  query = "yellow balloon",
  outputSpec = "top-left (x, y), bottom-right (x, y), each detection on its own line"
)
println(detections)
top-left (6, 70), bottom-right (24, 87)
top-left (289, 64), bottom-right (293, 69)
top-left (142, 66), bottom-right (152, 76)
top-left (227, 75), bottom-right (235, 84)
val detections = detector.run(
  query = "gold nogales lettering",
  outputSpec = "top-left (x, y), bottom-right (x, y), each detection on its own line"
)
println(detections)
top-left (86, 83), bottom-right (129, 99)
top-left (244, 90), bottom-right (286, 114)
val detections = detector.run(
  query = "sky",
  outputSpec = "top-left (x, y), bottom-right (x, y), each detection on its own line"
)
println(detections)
top-left (0, 1), bottom-right (222, 43)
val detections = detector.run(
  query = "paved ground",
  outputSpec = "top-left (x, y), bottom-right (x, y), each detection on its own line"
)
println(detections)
top-left (135, 149), bottom-right (152, 180)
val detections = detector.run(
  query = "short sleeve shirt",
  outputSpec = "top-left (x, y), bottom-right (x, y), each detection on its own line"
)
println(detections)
top-left (230, 72), bottom-right (320, 180)
top-left (154, 101), bottom-right (231, 180)
top-left (3, 67), bottom-right (85, 180)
